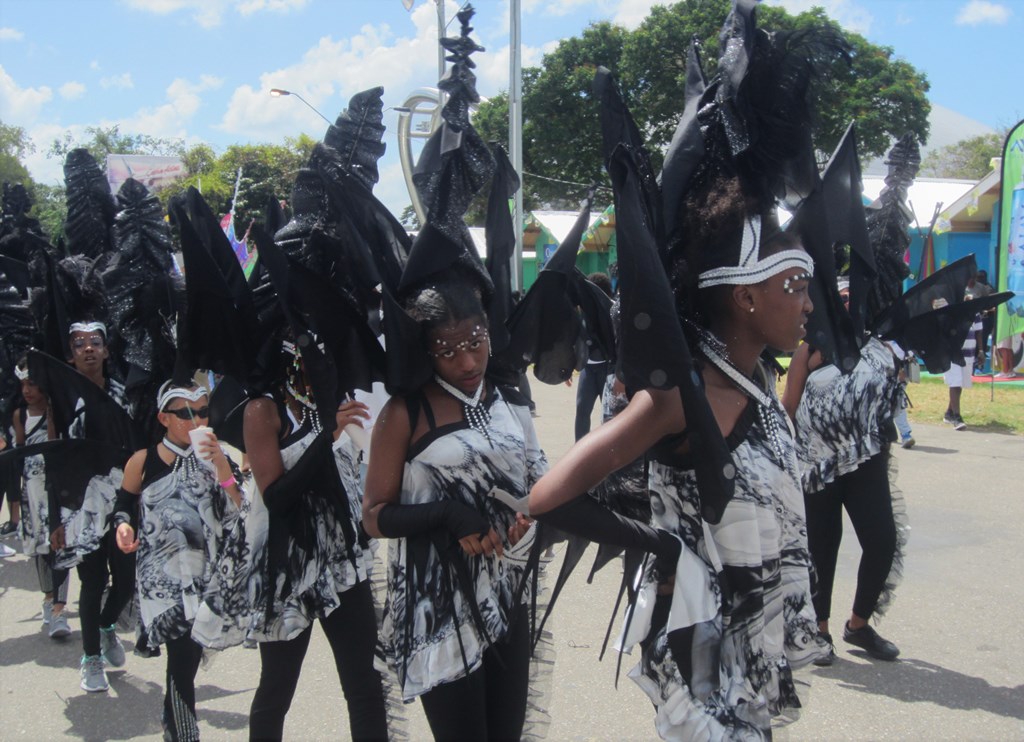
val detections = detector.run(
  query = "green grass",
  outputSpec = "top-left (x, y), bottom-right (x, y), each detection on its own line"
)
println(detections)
top-left (774, 358), bottom-right (1024, 435)
top-left (904, 376), bottom-right (1024, 435)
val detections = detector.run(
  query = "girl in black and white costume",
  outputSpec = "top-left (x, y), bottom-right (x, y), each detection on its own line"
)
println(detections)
top-left (49, 320), bottom-right (137, 692)
top-left (218, 341), bottom-right (387, 741)
top-left (527, 7), bottom-right (843, 735)
top-left (363, 269), bottom-right (547, 740)
top-left (113, 382), bottom-right (242, 741)
top-left (11, 357), bottom-right (71, 637)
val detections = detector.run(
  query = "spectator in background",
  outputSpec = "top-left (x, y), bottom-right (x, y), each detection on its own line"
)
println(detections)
top-left (969, 271), bottom-right (996, 357)
top-left (574, 272), bottom-right (614, 441)
top-left (943, 308), bottom-right (983, 430)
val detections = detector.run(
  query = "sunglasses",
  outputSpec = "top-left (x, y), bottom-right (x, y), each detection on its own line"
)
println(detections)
top-left (164, 405), bottom-right (210, 420)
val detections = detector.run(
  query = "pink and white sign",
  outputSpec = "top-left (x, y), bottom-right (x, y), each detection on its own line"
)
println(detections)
top-left (105, 155), bottom-right (186, 195)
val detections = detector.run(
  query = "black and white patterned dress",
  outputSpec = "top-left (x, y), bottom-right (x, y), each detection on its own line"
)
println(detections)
top-left (594, 374), bottom-right (649, 522)
top-left (55, 378), bottom-right (131, 568)
top-left (620, 369), bottom-right (821, 740)
top-left (795, 337), bottom-right (898, 494)
top-left (379, 385), bottom-right (548, 701)
top-left (193, 406), bottom-right (372, 647)
top-left (17, 412), bottom-right (50, 556)
top-left (136, 449), bottom-right (240, 646)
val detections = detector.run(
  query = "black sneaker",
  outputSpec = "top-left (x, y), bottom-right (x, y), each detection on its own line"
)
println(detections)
top-left (942, 410), bottom-right (956, 425)
top-left (0, 521), bottom-right (16, 537)
top-left (952, 414), bottom-right (967, 431)
top-left (813, 631), bottom-right (836, 667)
top-left (843, 622), bottom-right (899, 661)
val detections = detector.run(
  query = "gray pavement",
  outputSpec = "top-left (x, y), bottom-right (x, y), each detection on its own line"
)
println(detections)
top-left (1, 380), bottom-right (1022, 740)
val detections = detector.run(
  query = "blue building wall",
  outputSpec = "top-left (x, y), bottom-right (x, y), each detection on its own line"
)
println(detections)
top-left (906, 227), bottom-right (995, 287)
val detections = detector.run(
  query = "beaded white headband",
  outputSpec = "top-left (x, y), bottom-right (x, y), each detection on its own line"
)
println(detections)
top-left (15, 366), bottom-right (29, 381)
top-left (69, 321), bottom-right (107, 336)
top-left (697, 215), bottom-right (815, 289)
top-left (156, 381), bottom-right (209, 411)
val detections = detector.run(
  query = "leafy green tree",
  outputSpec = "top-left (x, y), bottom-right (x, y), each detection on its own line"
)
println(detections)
top-left (399, 204), bottom-right (421, 230)
top-left (0, 120), bottom-right (35, 189)
top-left (920, 132), bottom-right (1003, 180)
top-left (48, 125), bottom-right (185, 163)
top-left (475, 0), bottom-right (931, 209)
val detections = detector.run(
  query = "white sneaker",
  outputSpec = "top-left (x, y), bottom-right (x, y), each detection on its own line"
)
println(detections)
top-left (0, 543), bottom-right (16, 558)
top-left (80, 655), bottom-right (109, 692)
top-left (49, 608), bottom-right (71, 639)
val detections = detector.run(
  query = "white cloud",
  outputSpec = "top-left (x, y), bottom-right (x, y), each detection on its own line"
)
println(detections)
top-left (0, 65), bottom-right (53, 125)
top-left (90, 60), bottom-right (101, 70)
top-left (767, 0), bottom-right (873, 34)
top-left (0, 27), bottom-right (24, 41)
top-left (236, 0), bottom-right (308, 15)
top-left (612, 0), bottom-right (672, 29)
top-left (105, 74), bottom-right (222, 139)
top-left (124, 0), bottom-right (307, 29)
top-left (955, 1), bottom-right (1012, 25)
top-left (59, 81), bottom-right (87, 100)
top-left (100, 73), bottom-right (134, 90)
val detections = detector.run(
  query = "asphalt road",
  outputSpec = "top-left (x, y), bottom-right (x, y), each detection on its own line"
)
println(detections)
top-left (1, 380), bottom-right (1021, 740)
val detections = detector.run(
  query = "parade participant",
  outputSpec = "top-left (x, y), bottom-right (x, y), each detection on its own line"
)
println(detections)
top-left (363, 9), bottom-right (550, 738)
top-left (47, 321), bottom-right (137, 692)
top-left (364, 267), bottom-right (546, 740)
top-left (237, 342), bottom-right (386, 741)
top-left (783, 322), bottom-right (903, 662)
top-left (528, 4), bottom-right (841, 734)
top-left (113, 382), bottom-right (241, 741)
top-left (11, 356), bottom-right (71, 637)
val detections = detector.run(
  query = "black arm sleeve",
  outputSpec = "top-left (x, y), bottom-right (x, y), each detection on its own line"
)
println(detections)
top-left (261, 435), bottom-right (331, 516)
top-left (376, 500), bottom-right (489, 540)
top-left (536, 495), bottom-right (679, 568)
top-left (111, 487), bottom-right (140, 531)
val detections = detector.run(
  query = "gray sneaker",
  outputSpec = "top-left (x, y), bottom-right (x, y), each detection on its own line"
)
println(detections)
top-left (48, 608), bottom-right (71, 639)
top-left (80, 655), bottom-right (109, 692)
top-left (42, 599), bottom-right (52, 627)
top-left (100, 625), bottom-right (126, 668)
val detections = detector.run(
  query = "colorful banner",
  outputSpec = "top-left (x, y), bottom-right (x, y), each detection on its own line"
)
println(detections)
top-left (105, 155), bottom-right (185, 194)
top-left (995, 119), bottom-right (1024, 344)
top-left (220, 213), bottom-right (250, 266)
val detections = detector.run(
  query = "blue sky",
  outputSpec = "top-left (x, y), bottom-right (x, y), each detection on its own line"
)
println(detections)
top-left (0, 0), bottom-right (1020, 215)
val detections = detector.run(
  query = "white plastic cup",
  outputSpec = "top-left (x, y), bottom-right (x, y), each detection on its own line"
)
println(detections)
top-left (188, 426), bottom-right (216, 467)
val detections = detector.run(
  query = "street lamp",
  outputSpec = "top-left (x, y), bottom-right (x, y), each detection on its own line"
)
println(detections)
top-left (269, 88), bottom-right (332, 126)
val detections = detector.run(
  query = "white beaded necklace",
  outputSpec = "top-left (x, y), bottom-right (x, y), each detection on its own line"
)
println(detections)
top-left (697, 338), bottom-right (796, 479)
top-left (162, 437), bottom-right (203, 481)
top-left (434, 374), bottom-right (492, 441)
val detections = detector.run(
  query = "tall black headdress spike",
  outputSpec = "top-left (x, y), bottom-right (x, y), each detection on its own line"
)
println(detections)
top-left (483, 143), bottom-right (520, 358)
top-left (500, 195), bottom-right (593, 384)
top-left (275, 86), bottom-right (410, 324)
top-left (596, 68), bottom-right (735, 524)
top-left (789, 122), bottom-right (869, 372)
top-left (874, 254), bottom-right (1012, 372)
top-left (102, 177), bottom-right (185, 441)
top-left (864, 132), bottom-right (919, 330)
top-left (384, 4), bottom-right (495, 394)
top-left (400, 3), bottom-right (494, 296)
top-left (62, 149), bottom-right (117, 259)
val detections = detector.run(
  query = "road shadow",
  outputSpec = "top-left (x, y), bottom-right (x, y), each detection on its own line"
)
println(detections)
top-left (907, 445), bottom-right (958, 455)
top-left (0, 627), bottom-right (81, 669)
top-left (0, 554), bottom-right (46, 594)
top-left (60, 674), bottom-right (251, 740)
top-left (813, 655), bottom-right (1024, 721)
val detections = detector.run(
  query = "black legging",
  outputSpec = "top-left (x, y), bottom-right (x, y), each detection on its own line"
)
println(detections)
top-left (574, 361), bottom-right (611, 440)
top-left (164, 634), bottom-right (204, 742)
top-left (804, 449), bottom-right (897, 623)
top-left (76, 529), bottom-right (136, 656)
top-left (418, 604), bottom-right (531, 742)
top-left (249, 580), bottom-right (387, 741)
